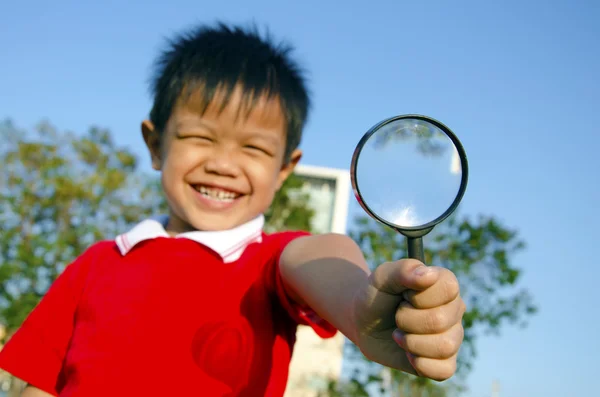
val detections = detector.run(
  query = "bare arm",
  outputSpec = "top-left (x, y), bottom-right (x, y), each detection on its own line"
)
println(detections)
top-left (279, 232), bottom-right (466, 382)
top-left (21, 386), bottom-right (54, 397)
top-left (279, 233), bottom-right (370, 345)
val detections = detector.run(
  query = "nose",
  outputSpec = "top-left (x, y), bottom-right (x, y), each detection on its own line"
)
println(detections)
top-left (203, 145), bottom-right (241, 178)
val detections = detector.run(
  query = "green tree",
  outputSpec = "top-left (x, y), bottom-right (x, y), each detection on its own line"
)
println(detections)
top-left (324, 213), bottom-right (537, 396)
top-left (264, 172), bottom-right (315, 233)
top-left (0, 119), bottom-right (164, 333)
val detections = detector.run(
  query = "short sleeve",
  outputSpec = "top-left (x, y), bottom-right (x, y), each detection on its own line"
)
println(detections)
top-left (0, 243), bottom-right (102, 396)
top-left (265, 231), bottom-right (337, 339)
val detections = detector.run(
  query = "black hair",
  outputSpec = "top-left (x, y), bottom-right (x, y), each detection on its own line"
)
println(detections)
top-left (148, 22), bottom-right (310, 161)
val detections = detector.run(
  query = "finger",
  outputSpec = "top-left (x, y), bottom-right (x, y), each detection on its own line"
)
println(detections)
top-left (405, 353), bottom-right (458, 382)
top-left (402, 268), bottom-right (461, 309)
top-left (395, 296), bottom-right (464, 334)
top-left (393, 322), bottom-right (464, 359)
top-left (370, 259), bottom-right (440, 296)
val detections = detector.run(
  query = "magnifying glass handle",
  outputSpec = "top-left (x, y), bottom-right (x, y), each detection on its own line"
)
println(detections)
top-left (406, 237), bottom-right (425, 263)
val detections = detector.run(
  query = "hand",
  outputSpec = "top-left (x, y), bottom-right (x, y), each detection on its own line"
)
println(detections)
top-left (353, 259), bottom-right (466, 381)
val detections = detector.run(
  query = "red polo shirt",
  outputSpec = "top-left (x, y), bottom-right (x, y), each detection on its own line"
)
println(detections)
top-left (0, 217), bottom-right (336, 396)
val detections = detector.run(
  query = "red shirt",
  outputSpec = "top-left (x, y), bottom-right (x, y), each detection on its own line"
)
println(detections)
top-left (0, 230), bottom-right (336, 396)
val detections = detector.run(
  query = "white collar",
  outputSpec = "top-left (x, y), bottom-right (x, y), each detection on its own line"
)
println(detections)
top-left (115, 215), bottom-right (264, 263)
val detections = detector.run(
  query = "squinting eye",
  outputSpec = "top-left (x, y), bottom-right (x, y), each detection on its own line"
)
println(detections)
top-left (246, 145), bottom-right (270, 155)
top-left (183, 136), bottom-right (213, 142)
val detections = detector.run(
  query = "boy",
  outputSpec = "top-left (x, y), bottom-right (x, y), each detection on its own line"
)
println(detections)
top-left (0, 23), bottom-right (465, 396)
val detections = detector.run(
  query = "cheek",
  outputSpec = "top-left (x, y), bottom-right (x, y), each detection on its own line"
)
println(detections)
top-left (246, 160), bottom-right (281, 194)
top-left (159, 146), bottom-right (201, 199)
top-left (162, 143), bottom-right (202, 176)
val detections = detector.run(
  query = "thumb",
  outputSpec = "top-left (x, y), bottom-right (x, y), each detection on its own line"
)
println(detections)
top-left (370, 259), bottom-right (440, 296)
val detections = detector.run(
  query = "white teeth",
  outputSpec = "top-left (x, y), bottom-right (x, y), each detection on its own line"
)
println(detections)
top-left (197, 186), bottom-right (237, 202)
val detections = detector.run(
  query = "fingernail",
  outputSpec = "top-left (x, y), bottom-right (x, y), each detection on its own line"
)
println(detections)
top-left (414, 266), bottom-right (431, 276)
top-left (406, 352), bottom-right (420, 375)
top-left (392, 329), bottom-right (405, 346)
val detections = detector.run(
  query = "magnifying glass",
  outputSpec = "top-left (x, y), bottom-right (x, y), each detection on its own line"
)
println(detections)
top-left (350, 114), bottom-right (469, 263)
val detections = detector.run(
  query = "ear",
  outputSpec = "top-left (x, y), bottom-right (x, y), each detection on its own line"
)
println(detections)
top-left (141, 120), bottom-right (162, 170)
top-left (276, 149), bottom-right (303, 190)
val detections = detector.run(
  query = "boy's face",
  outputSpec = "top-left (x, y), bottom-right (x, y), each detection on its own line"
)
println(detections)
top-left (142, 86), bottom-right (302, 233)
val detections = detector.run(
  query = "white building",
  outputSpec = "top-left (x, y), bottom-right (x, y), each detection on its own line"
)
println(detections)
top-left (284, 164), bottom-right (352, 397)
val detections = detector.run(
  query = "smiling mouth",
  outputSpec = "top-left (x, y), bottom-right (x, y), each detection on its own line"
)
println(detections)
top-left (192, 185), bottom-right (242, 203)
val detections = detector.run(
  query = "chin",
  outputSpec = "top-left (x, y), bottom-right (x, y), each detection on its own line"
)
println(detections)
top-left (190, 223), bottom-right (234, 232)
top-left (189, 217), bottom-right (244, 232)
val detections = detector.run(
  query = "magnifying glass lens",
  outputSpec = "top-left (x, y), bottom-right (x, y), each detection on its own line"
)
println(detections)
top-left (353, 117), bottom-right (465, 230)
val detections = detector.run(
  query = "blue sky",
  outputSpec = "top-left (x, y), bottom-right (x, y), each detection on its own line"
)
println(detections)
top-left (1, 1), bottom-right (599, 396)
